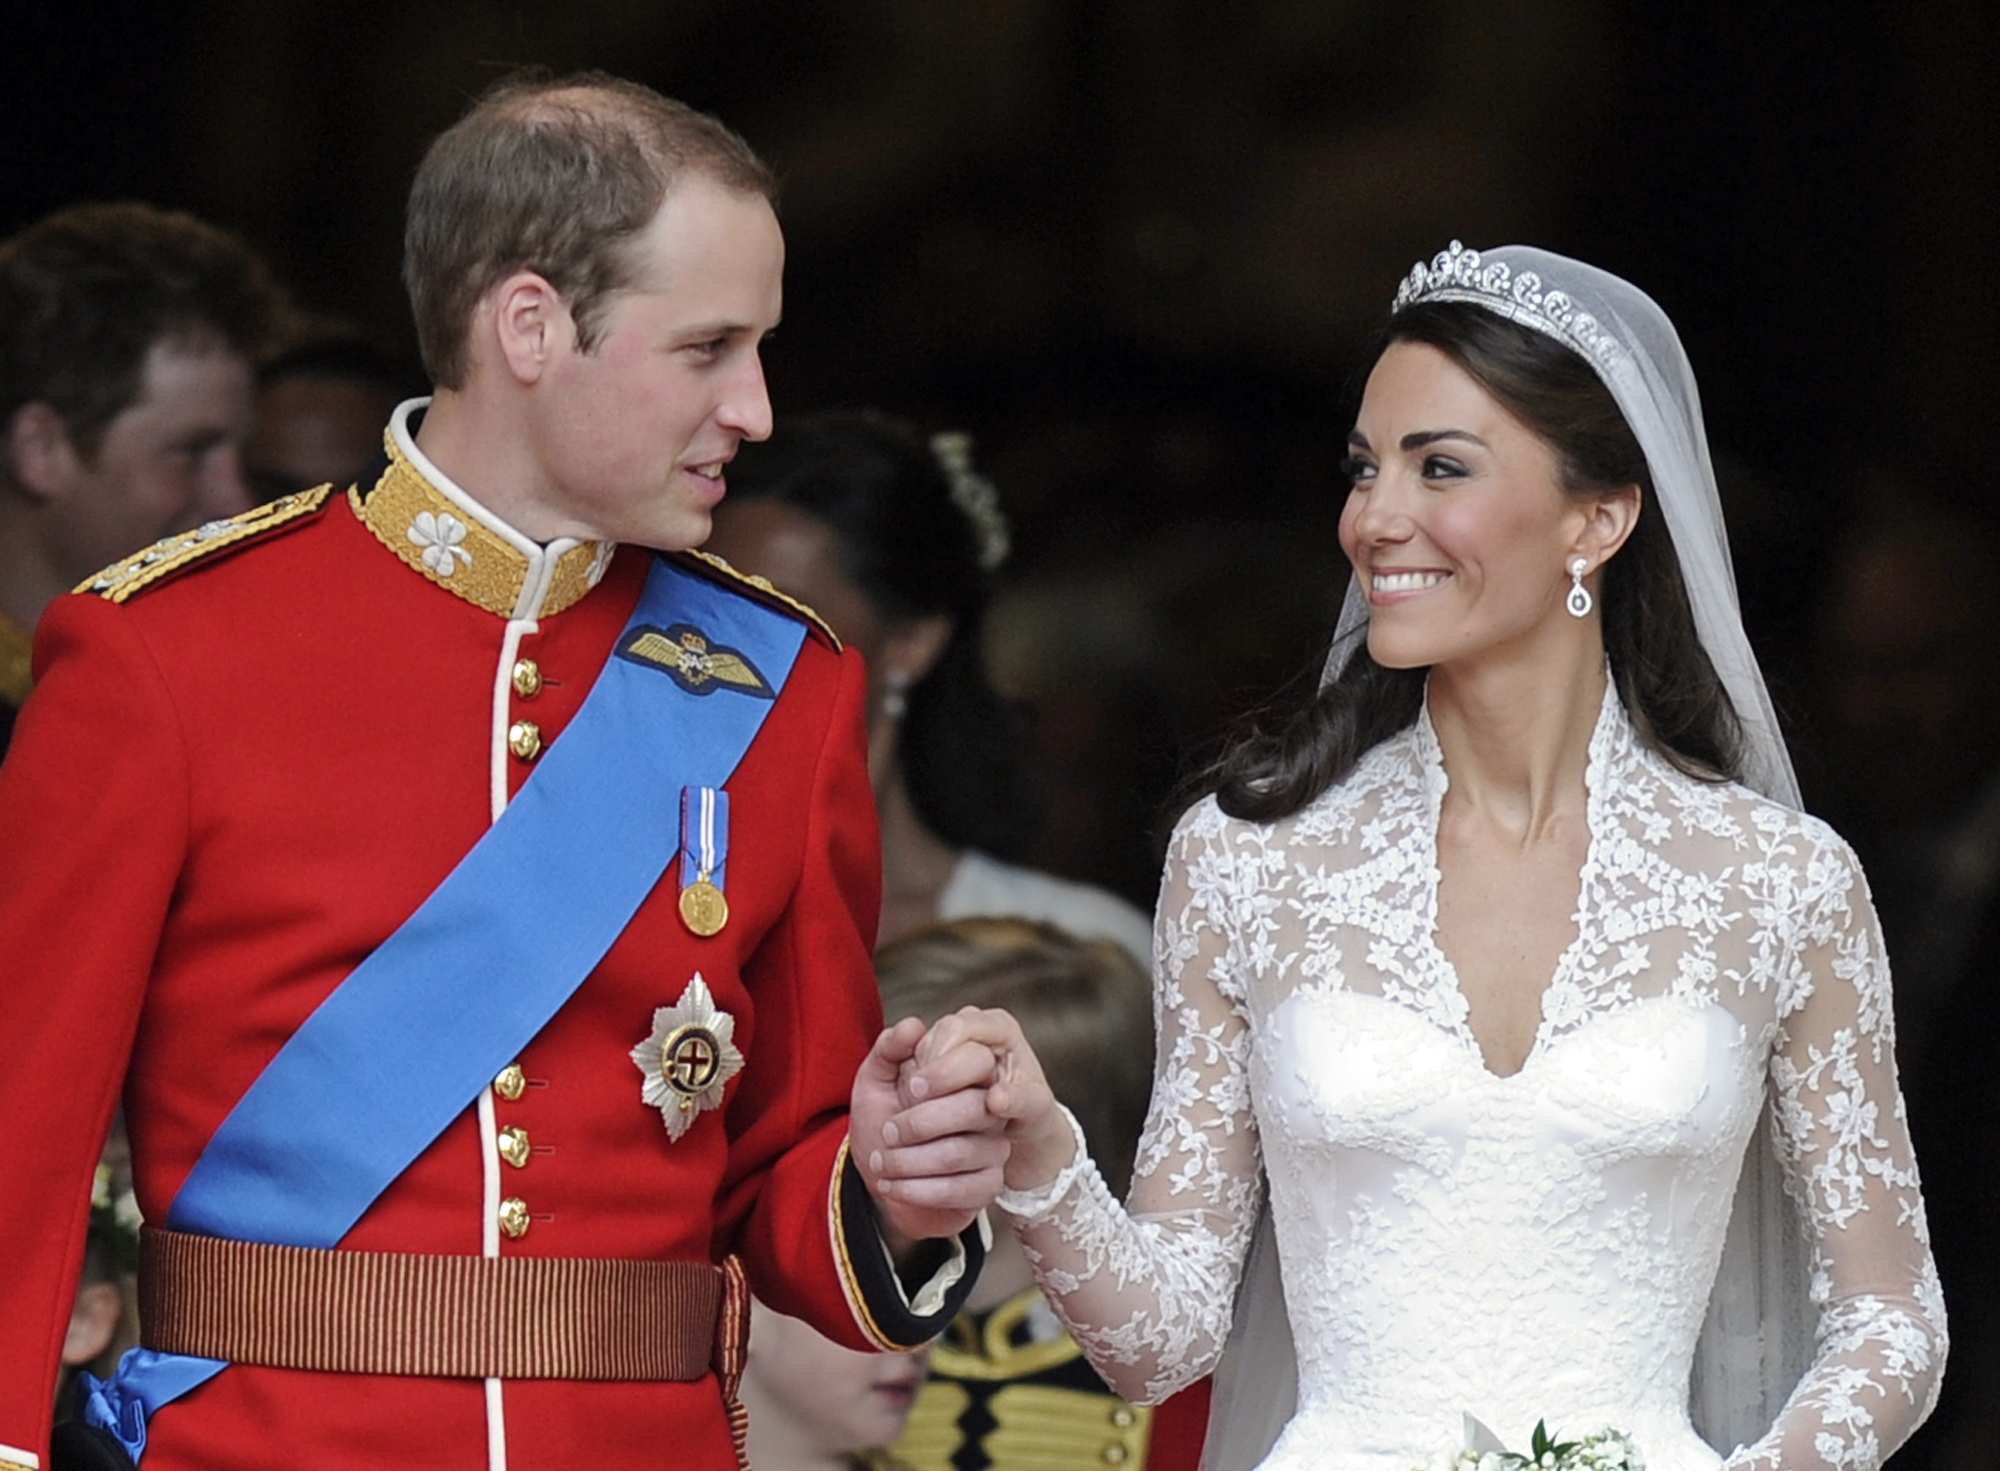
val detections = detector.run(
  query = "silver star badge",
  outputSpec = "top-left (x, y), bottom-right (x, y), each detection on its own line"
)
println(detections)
top-left (631, 973), bottom-right (744, 1141)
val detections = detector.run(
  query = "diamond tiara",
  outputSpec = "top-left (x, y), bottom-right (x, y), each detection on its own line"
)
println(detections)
top-left (1391, 241), bottom-right (1627, 372)
top-left (929, 430), bottom-right (1010, 571)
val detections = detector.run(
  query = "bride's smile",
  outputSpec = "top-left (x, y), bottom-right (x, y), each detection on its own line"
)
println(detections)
top-left (1340, 340), bottom-right (1617, 676)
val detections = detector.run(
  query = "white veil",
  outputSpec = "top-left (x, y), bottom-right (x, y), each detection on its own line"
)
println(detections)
top-left (1199, 244), bottom-right (1812, 1469)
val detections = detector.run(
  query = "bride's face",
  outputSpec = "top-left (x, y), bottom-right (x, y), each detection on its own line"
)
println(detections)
top-left (1339, 340), bottom-right (1592, 672)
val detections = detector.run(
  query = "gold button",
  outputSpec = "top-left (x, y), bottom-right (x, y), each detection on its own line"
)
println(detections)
top-left (495, 1063), bottom-right (526, 1101)
top-left (498, 1197), bottom-right (530, 1240)
top-left (508, 720), bottom-right (543, 761)
top-left (1109, 1407), bottom-right (1135, 1428)
top-left (1101, 1445), bottom-right (1129, 1465)
top-left (511, 659), bottom-right (543, 699)
top-left (498, 1126), bottom-right (531, 1169)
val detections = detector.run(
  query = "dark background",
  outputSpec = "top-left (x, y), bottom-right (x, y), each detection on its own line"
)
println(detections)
top-left (12, 2), bottom-right (1993, 487)
top-left (6, 0), bottom-right (1996, 889)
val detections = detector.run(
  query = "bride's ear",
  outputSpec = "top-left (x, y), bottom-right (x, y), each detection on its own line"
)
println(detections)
top-left (1572, 482), bottom-right (1642, 570)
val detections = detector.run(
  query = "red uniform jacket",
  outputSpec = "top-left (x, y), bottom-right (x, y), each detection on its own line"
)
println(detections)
top-left (0, 424), bottom-right (957, 1471)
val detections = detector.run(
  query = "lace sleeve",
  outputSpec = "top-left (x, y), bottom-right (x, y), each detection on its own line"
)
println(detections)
top-left (1005, 800), bottom-right (1265, 1405)
top-left (1724, 826), bottom-right (1947, 1470)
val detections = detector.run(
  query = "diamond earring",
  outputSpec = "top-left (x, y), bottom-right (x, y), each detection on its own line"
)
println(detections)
top-left (1566, 558), bottom-right (1593, 619)
top-left (881, 669), bottom-right (910, 720)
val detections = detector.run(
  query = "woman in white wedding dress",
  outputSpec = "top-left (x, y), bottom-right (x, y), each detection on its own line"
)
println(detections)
top-left (894, 245), bottom-right (1947, 1471)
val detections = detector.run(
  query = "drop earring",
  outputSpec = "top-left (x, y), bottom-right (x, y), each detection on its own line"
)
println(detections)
top-left (881, 670), bottom-right (910, 721)
top-left (1566, 557), bottom-right (1593, 618)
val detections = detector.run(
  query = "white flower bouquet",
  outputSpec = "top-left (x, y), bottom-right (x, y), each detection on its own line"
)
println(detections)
top-left (1416, 1416), bottom-right (1644, 1471)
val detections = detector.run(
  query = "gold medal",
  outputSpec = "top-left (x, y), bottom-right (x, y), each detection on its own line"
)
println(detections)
top-left (677, 790), bottom-right (731, 938)
top-left (679, 876), bottom-right (729, 937)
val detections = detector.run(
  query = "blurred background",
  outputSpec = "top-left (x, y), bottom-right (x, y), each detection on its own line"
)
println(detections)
top-left (7, 0), bottom-right (1994, 939)
top-left (9, 4), bottom-right (2000, 1463)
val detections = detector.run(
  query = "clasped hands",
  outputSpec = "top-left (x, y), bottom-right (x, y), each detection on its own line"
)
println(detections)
top-left (850, 1007), bottom-right (1080, 1240)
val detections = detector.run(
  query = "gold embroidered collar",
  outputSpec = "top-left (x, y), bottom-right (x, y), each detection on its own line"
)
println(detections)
top-left (352, 400), bottom-right (612, 621)
top-left (930, 1286), bottom-right (1084, 1380)
top-left (0, 608), bottom-right (32, 708)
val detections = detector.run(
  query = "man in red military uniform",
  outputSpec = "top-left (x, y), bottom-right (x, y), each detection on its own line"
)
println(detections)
top-left (0, 72), bottom-right (1000, 1471)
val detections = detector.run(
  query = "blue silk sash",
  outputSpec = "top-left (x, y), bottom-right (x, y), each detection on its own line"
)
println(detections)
top-left (82, 554), bottom-right (808, 1460)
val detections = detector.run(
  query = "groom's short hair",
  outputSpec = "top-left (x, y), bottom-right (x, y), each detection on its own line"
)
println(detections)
top-left (403, 69), bottom-right (777, 392)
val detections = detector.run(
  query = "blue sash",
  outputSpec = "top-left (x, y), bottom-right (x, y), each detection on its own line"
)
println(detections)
top-left (82, 554), bottom-right (808, 1460)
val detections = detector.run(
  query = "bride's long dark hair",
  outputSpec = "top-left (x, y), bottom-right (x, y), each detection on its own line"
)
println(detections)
top-left (1208, 301), bottom-right (1747, 824)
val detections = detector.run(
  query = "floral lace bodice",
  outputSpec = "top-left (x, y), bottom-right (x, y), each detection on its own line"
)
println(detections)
top-left (1007, 694), bottom-right (1945, 1471)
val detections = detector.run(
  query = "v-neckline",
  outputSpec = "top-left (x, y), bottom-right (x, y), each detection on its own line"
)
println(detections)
top-left (1411, 689), bottom-right (1611, 1081)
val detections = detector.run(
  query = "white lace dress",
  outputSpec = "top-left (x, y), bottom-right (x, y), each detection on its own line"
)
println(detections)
top-left (1004, 693), bottom-right (1945, 1471)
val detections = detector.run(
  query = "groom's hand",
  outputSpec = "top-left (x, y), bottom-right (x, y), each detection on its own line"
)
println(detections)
top-left (850, 1015), bottom-right (1009, 1239)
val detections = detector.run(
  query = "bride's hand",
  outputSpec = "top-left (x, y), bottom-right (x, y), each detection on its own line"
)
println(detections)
top-left (916, 1005), bottom-right (1075, 1192)
top-left (852, 1015), bottom-right (1009, 1239)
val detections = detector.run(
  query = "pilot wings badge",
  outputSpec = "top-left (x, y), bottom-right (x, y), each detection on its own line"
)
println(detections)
top-left (616, 622), bottom-right (775, 699)
top-left (631, 973), bottom-right (745, 1141)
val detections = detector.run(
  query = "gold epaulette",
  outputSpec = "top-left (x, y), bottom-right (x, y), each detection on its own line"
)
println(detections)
top-left (0, 609), bottom-right (32, 707)
top-left (77, 486), bottom-right (335, 604)
top-left (675, 548), bottom-right (841, 651)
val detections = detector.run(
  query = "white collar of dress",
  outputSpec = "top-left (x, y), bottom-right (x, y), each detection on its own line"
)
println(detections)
top-left (1411, 673), bottom-right (1636, 804)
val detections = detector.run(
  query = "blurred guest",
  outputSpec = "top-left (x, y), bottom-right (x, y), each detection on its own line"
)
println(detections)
top-left (55, 1158), bottom-right (138, 1423)
top-left (1809, 493), bottom-right (2000, 1071)
top-left (876, 917), bottom-right (1208, 1471)
top-left (244, 329), bottom-right (411, 502)
top-left (740, 1298), bottom-right (928, 1471)
top-left (0, 201), bottom-right (282, 751)
top-left (708, 410), bottom-right (1153, 958)
top-left (985, 518), bottom-right (1344, 909)
top-left (54, 1241), bottom-right (123, 1426)
top-left (1808, 491), bottom-right (2000, 1471)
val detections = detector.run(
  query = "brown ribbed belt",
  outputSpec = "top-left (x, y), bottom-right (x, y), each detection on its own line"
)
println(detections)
top-left (139, 1226), bottom-right (741, 1382)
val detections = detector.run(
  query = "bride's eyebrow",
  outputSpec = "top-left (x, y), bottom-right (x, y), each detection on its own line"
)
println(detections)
top-left (1344, 428), bottom-right (1490, 453)
top-left (1400, 429), bottom-right (1487, 451)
